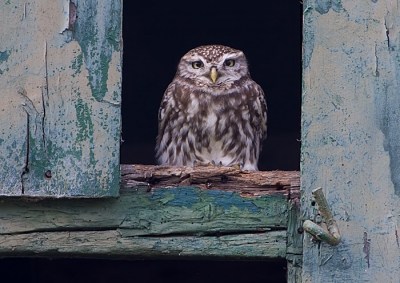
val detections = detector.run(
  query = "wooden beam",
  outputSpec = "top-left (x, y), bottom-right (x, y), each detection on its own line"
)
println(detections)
top-left (121, 164), bottom-right (300, 197)
top-left (0, 230), bottom-right (286, 260)
top-left (0, 165), bottom-right (300, 260)
top-left (286, 189), bottom-right (303, 283)
top-left (0, 187), bottom-right (290, 236)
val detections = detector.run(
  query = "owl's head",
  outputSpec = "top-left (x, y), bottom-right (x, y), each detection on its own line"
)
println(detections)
top-left (176, 45), bottom-right (250, 92)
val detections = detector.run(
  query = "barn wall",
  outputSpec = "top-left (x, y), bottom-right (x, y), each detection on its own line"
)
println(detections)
top-left (0, 0), bottom-right (122, 196)
top-left (302, 0), bottom-right (400, 281)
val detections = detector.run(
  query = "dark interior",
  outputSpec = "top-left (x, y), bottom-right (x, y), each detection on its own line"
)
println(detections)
top-left (1, 258), bottom-right (287, 283)
top-left (1, 1), bottom-right (301, 282)
top-left (121, 1), bottom-right (302, 171)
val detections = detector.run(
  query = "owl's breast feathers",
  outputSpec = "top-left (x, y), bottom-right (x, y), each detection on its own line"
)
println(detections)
top-left (156, 80), bottom-right (267, 171)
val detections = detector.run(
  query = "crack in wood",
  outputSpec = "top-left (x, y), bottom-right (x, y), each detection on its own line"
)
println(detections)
top-left (5, 226), bottom-right (285, 240)
top-left (384, 18), bottom-right (390, 50)
top-left (68, 1), bottom-right (77, 30)
top-left (42, 41), bottom-right (49, 155)
top-left (21, 109), bottom-right (30, 195)
top-left (18, 87), bottom-right (48, 192)
top-left (363, 231), bottom-right (370, 268)
top-left (4, 226), bottom-right (120, 236)
top-left (121, 228), bottom-right (283, 239)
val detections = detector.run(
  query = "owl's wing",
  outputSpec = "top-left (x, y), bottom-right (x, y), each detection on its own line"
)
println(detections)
top-left (158, 83), bottom-right (175, 126)
top-left (253, 83), bottom-right (268, 141)
top-left (155, 83), bottom-right (177, 163)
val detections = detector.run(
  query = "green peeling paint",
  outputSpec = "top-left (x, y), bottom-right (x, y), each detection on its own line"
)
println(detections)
top-left (150, 187), bottom-right (288, 215)
top-left (0, 50), bottom-right (11, 74)
top-left (157, 192), bottom-right (176, 204)
top-left (315, 0), bottom-right (343, 14)
top-left (71, 53), bottom-right (83, 77)
top-left (75, 97), bottom-right (94, 147)
top-left (0, 50), bottom-right (11, 63)
top-left (73, 0), bottom-right (122, 101)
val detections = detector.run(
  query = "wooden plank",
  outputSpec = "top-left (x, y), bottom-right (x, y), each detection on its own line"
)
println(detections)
top-left (302, 1), bottom-right (400, 281)
top-left (0, 230), bottom-right (286, 260)
top-left (0, 168), bottom-right (299, 259)
top-left (0, 186), bottom-right (289, 236)
top-left (0, 0), bottom-right (122, 197)
top-left (121, 164), bottom-right (300, 196)
top-left (286, 188), bottom-right (303, 283)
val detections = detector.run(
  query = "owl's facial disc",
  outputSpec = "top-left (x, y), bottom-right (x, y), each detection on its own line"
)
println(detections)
top-left (210, 67), bottom-right (218, 83)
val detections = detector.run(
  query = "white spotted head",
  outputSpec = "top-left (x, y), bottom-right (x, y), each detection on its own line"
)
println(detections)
top-left (176, 45), bottom-right (251, 92)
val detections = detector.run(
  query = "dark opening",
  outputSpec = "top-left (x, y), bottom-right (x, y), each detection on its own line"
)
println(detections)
top-left (121, 1), bottom-right (302, 171)
top-left (1, 258), bottom-right (287, 283)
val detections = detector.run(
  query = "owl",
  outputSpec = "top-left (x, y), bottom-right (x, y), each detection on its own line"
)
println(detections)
top-left (155, 45), bottom-right (267, 171)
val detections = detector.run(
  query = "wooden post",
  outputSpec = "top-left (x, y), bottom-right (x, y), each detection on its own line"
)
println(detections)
top-left (286, 186), bottom-right (303, 283)
top-left (302, 1), bottom-right (400, 281)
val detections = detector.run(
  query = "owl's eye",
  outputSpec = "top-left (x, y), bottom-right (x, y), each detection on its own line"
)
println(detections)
top-left (192, 61), bottom-right (204, 69)
top-left (224, 59), bottom-right (235, 67)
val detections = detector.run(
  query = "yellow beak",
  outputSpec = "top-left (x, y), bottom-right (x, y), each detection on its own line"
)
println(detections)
top-left (210, 67), bottom-right (218, 83)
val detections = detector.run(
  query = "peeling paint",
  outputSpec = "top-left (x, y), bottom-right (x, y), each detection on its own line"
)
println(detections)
top-left (73, 0), bottom-right (122, 102)
top-left (0, 50), bottom-right (10, 63)
top-left (0, 0), bottom-right (122, 197)
top-left (0, 50), bottom-right (11, 74)
top-left (150, 187), bottom-right (288, 215)
top-left (315, 0), bottom-right (343, 14)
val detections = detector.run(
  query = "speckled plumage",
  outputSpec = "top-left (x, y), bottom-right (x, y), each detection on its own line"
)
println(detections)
top-left (155, 45), bottom-right (267, 170)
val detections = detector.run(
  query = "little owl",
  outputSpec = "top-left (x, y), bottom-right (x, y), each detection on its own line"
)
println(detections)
top-left (155, 45), bottom-right (267, 171)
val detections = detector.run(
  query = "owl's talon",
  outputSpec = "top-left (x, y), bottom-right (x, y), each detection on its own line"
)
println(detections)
top-left (193, 160), bottom-right (210, 167)
top-left (193, 160), bottom-right (219, 167)
top-left (231, 163), bottom-right (243, 170)
top-left (213, 161), bottom-right (223, 167)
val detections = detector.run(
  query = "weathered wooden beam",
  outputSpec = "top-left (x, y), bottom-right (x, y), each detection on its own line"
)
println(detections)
top-left (121, 164), bottom-right (300, 197)
top-left (0, 230), bottom-right (286, 260)
top-left (0, 187), bottom-right (290, 236)
top-left (0, 166), bottom-right (300, 260)
top-left (286, 188), bottom-right (303, 283)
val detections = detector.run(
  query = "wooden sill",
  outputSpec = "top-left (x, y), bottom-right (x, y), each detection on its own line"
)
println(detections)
top-left (121, 164), bottom-right (300, 198)
top-left (0, 165), bottom-right (301, 262)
